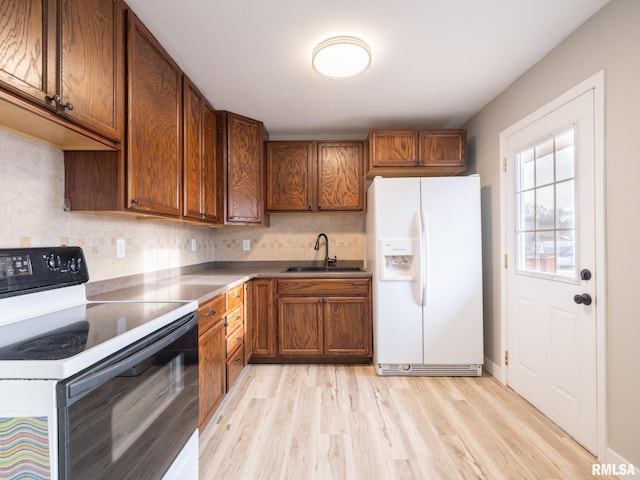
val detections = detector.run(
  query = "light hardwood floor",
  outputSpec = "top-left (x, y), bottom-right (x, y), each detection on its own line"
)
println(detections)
top-left (199, 364), bottom-right (609, 480)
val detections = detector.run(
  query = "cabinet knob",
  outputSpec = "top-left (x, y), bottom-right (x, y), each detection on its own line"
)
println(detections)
top-left (131, 198), bottom-right (139, 205)
top-left (48, 94), bottom-right (61, 104)
top-left (206, 310), bottom-right (216, 317)
top-left (63, 101), bottom-right (73, 111)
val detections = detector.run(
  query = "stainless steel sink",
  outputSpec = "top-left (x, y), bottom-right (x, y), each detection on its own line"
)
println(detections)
top-left (284, 266), bottom-right (364, 273)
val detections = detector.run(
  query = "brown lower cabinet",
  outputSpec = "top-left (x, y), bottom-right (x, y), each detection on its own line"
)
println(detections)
top-left (198, 294), bottom-right (226, 432)
top-left (198, 283), bottom-right (247, 432)
top-left (249, 277), bottom-right (372, 363)
top-left (224, 285), bottom-right (246, 390)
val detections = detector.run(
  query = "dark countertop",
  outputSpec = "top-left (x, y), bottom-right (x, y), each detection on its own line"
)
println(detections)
top-left (87, 263), bottom-right (371, 305)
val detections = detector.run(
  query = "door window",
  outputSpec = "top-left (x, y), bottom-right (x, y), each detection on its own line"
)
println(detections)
top-left (516, 128), bottom-right (576, 279)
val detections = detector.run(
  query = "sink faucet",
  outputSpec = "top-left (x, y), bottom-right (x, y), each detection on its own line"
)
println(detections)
top-left (314, 233), bottom-right (336, 268)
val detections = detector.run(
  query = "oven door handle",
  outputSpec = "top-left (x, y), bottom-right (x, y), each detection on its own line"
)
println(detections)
top-left (60, 311), bottom-right (197, 405)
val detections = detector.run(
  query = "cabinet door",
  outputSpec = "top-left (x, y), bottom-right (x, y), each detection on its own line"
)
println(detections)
top-left (278, 296), bottom-right (322, 355)
top-left (126, 11), bottom-right (182, 216)
top-left (248, 279), bottom-right (275, 358)
top-left (0, 0), bottom-right (56, 107)
top-left (317, 142), bottom-right (365, 211)
top-left (418, 129), bottom-right (466, 167)
top-left (202, 103), bottom-right (221, 222)
top-left (59, 0), bottom-right (122, 141)
top-left (199, 318), bottom-right (225, 432)
top-left (226, 112), bottom-right (264, 223)
top-left (369, 130), bottom-right (418, 168)
top-left (182, 77), bottom-right (203, 220)
top-left (324, 297), bottom-right (371, 356)
top-left (266, 142), bottom-right (315, 212)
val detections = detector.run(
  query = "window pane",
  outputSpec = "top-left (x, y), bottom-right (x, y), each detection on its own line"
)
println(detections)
top-left (519, 148), bottom-right (535, 190)
top-left (556, 230), bottom-right (575, 277)
top-left (556, 180), bottom-right (575, 229)
top-left (536, 231), bottom-right (556, 273)
top-left (515, 127), bottom-right (577, 279)
top-left (519, 190), bottom-right (535, 230)
top-left (536, 152), bottom-right (554, 186)
top-left (556, 145), bottom-right (574, 182)
top-left (536, 185), bottom-right (554, 230)
top-left (520, 232), bottom-right (536, 271)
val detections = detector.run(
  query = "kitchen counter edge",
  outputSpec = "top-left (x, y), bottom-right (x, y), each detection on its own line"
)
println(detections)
top-left (87, 264), bottom-right (371, 306)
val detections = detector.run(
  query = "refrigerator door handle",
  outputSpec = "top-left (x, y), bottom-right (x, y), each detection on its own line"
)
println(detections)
top-left (420, 209), bottom-right (428, 307)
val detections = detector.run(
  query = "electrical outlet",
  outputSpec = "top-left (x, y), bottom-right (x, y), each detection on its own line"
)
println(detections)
top-left (242, 239), bottom-right (250, 251)
top-left (116, 239), bottom-right (125, 258)
top-left (191, 239), bottom-right (197, 252)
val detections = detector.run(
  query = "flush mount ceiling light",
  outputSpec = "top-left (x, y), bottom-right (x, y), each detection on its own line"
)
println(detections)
top-left (312, 36), bottom-right (371, 79)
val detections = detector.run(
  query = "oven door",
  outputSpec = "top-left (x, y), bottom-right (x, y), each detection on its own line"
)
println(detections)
top-left (57, 311), bottom-right (198, 480)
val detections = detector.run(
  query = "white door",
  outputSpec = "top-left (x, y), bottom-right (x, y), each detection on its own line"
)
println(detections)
top-left (505, 89), bottom-right (597, 453)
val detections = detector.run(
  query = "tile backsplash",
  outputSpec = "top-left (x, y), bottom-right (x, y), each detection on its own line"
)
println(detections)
top-left (1, 129), bottom-right (364, 282)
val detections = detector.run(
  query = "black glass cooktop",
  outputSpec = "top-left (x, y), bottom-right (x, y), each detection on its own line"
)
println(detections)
top-left (0, 301), bottom-right (189, 361)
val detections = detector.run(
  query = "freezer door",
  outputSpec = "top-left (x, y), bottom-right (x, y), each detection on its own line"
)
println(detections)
top-left (420, 176), bottom-right (483, 364)
top-left (367, 177), bottom-right (423, 365)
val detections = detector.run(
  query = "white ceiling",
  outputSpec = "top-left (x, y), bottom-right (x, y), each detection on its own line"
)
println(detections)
top-left (124, 0), bottom-right (609, 138)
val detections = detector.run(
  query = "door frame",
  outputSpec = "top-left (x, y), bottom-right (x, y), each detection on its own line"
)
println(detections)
top-left (498, 70), bottom-right (607, 458)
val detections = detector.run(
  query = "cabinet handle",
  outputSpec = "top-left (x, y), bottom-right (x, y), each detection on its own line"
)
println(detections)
top-left (224, 321), bottom-right (229, 327)
top-left (235, 337), bottom-right (241, 343)
top-left (206, 310), bottom-right (217, 316)
top-left (308, 205), bottom-right (312, 210)
top-left (234, 357), bottom-right (241, 365)
top-left (318, 205), bottom-right (322, 210)
top-left (235, 315), bottom-right (241, 321)
top-left (131, 198), bottom-right (139, 205)
top-left (234, 294), bottom-right (241, 299)
top-left (47, 94), bottom-right (73, 111)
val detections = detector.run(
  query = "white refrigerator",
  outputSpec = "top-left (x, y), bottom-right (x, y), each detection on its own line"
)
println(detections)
top-left (365, 176), bottom-right (484, 376)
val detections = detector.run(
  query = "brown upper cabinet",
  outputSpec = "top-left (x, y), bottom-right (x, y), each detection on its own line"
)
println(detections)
top-left (64, 7), bottom-right (183, 219)
top-left (368, 129), bottom-right (467, 177)
top-left (0, 0), bottom-right (124, 147)
top-left (218, 111), bottom-right (269, 226)
top-left (183, 77), bottom-right (221, 224)
top-left (266, 141), bottom-right (365, 213)
top-left (126, 10), bottom-right (182, 217)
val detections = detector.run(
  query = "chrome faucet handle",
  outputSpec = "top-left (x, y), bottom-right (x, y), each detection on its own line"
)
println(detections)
top-left (327, 256), bottom-right (337, 266)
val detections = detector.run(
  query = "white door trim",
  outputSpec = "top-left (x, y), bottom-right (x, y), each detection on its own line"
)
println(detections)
top-left (498, 69), bottom-right (607, 458)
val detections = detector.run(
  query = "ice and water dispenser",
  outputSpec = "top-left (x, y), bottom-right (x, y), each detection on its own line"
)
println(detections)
top-left (378, 239), bottom-right (415, 281)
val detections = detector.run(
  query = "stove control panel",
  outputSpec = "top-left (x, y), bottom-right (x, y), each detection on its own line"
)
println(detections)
top-left (0, 246), bottom-right (89, 298)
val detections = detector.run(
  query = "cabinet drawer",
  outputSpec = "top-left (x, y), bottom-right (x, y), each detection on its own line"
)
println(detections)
top-left (225, 304), bottom-right (244, 336)
top-left (277, 279), bottom-right (369, 296)
top-left (226, 325), bottom-right (244, 356)
top-left (199, 294), bottom-right (226, 334)
top-left (226, 284), bottom-right (244, 311)
top-left (226, 345), bottom-right (245, 390)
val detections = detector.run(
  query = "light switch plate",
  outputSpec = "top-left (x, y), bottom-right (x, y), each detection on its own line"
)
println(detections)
top-left (242, 239), bottom-right (250, 251)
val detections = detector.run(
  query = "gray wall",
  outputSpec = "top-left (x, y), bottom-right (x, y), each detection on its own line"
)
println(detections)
top-left (465, 0), bottom-right (639, 465)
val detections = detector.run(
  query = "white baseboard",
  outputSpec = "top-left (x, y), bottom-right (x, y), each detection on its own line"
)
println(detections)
top-left (600, 447), bottom-right (639, 478)
top-left (483, 356), bottom-right (505, 384)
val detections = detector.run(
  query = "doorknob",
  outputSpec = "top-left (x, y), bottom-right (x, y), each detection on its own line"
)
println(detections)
top-left (574, 293), bottom-right (592, 306)
top-left (580, 269), bottom-right (592, 281)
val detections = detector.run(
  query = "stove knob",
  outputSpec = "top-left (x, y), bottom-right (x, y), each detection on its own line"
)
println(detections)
top-left (46, 254), bottom-right (60, 271)
top-left (68, 257), bottom-right (83, 274)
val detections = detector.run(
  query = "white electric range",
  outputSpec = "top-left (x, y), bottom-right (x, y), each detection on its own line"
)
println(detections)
top-left (0, 246), bottom-right (199, 480)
